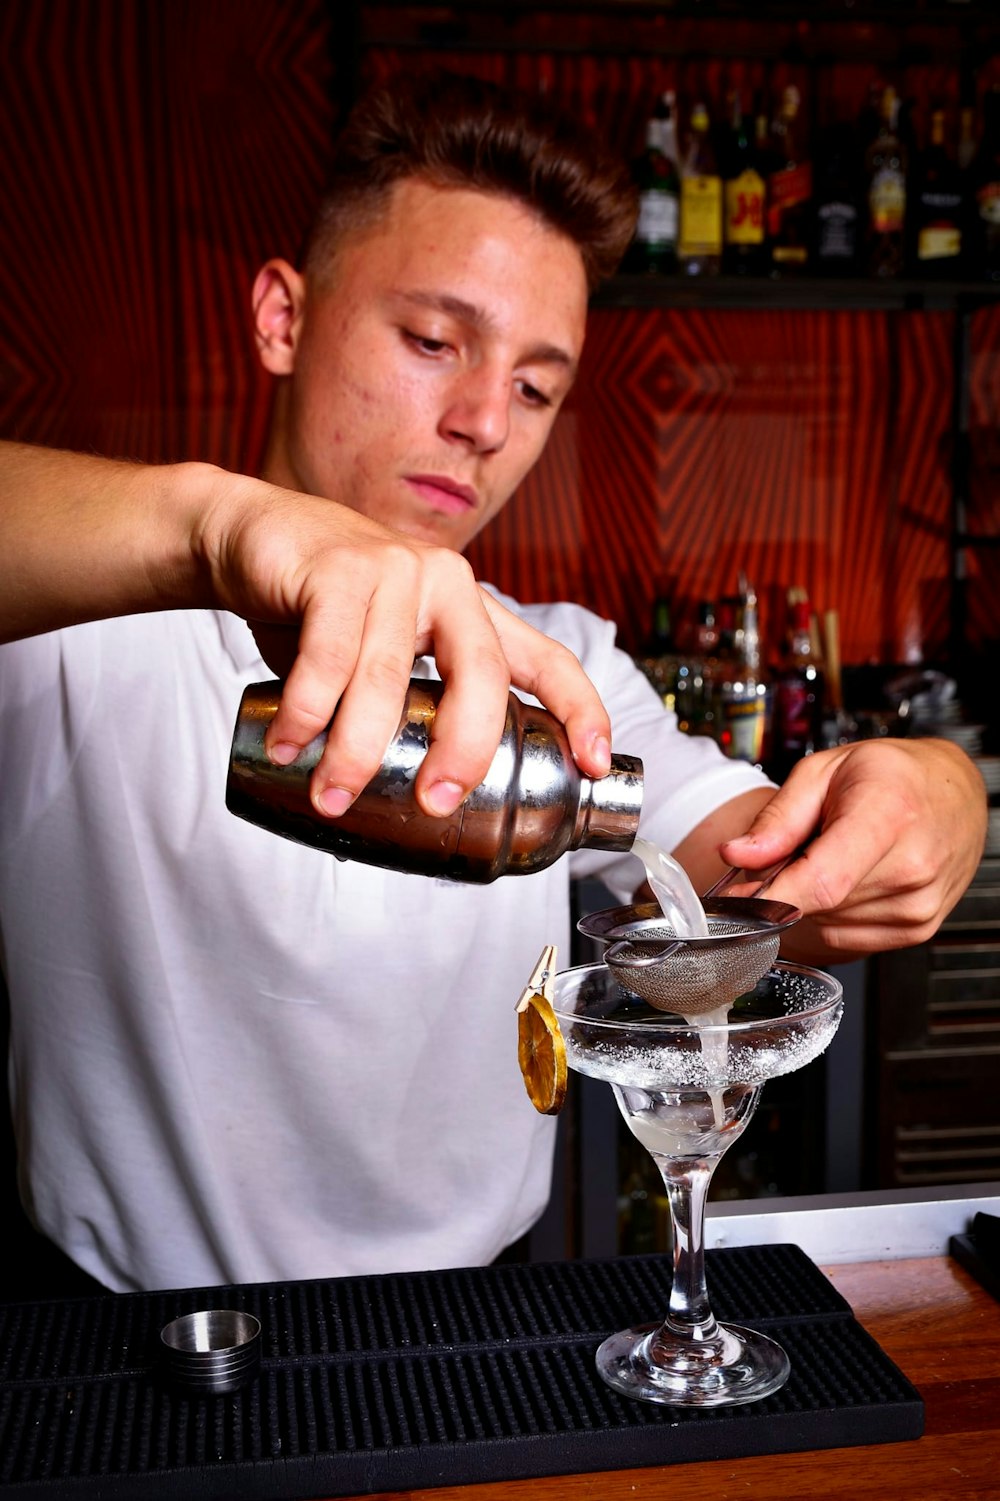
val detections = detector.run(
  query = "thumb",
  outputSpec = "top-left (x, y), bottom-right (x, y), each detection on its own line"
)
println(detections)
top-left (721, 762), bottom-right (832, 868)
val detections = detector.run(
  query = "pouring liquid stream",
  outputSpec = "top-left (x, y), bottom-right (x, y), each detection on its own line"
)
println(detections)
top-left (630, 837), bottom-right (728, 1128)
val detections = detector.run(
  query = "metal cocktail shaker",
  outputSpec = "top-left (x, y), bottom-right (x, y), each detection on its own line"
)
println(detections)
top-left (227, 679), bottom-right (643, 882)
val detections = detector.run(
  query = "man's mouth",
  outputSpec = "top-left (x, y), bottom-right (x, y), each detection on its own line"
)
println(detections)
top-left (405, 474), bottom-right (478, 516)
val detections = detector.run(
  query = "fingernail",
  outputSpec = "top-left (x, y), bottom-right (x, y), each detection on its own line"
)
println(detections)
top-left (317, 786), bottom-right (355, 818)
top-left (424, 779), bottom-right (465, 816)
top-left (592, 734), bottom-right (612, 774)
top-left (267, 741), bottom-right (301, 766)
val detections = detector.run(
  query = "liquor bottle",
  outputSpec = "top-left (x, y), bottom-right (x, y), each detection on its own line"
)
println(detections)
top-left (680, 600), bottom-right (720, 738)
top-left (723, 90), bottom-right (767, 275)
top-left (635, 588), bottom-right (679, 708)
top-left (865, 86), bottom-right (908, 278)
top-left (692, 598), bottom-right (720, 657)
top-left (767, 593), bottom-right (826, 783)
top-left (910, 108), bottom-right (965, 278)
top-left (812, 123), bottom-right (862, 275)
top-left (898, 95), bottom-right (919, 173)
top-left (969, 87), bottom-right (1000, 282)
top-left (678, 101), bottom-right (723, 277)
top-left (627, 92), bottom-right (680, 275)
top-left (857, 81), bottom-right (884, 158)
top-left (753, 92), bottom-right (775, 177)
top-left (714, 575), bottom-right (767, 766)
top-left (753, 96), bottom-right (776, 261)
top-left (957, 105), bottom-right (977, 173)
top-left (767, 85), bottom-right (812, 275)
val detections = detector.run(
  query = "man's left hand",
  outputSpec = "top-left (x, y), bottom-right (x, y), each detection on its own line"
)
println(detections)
top-left (720, 737), bottom-right (988, 964)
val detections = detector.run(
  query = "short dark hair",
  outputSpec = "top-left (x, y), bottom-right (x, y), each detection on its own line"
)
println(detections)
top-left (303, 71), bottom-right (637, 293)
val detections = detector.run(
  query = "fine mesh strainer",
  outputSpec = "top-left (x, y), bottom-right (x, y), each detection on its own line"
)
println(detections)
top-left (577, 860), bottom-right (802, 1015)
top-left (602, 899), bottom-right (800, 1013)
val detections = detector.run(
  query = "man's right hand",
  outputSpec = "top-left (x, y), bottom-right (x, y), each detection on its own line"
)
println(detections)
top-left (194, 466), bottom-right (614, 818)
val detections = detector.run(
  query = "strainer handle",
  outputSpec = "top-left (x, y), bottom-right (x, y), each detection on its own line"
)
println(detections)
top-left (605, 936), bottom-right (682, 969)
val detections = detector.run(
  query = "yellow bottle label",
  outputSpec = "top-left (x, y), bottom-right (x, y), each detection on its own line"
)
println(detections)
top-left (773, 245), bottom-right (809, 264)
top-left (720, 696), bottom-right (766, 764)
top-left (725, 169), bottom-right (765, 245)
top-left (680, 176), bottom-right (723, 256)
top-left (917, 226), bottom-right (961, 261)
top-left (869, 169), bottom-right (905, 233)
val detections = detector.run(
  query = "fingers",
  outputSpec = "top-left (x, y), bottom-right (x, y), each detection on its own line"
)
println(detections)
top-left (319, 548), bottom-right (515, 817)
top-left (297, 558), bottom-right (612, 822)
top-left (734, 760), bottom-right (905, 917)
top-left (260, 545), bottom-right (421, 813)
top-left (410, 573), bottom-right (511, 813)
top-left (414, 647), bottom-right (512, 815)
top-left (721, 751), bottom-right (844, 868)
top-left (481, 592), bottom-right (613, 778)
top-left (261, 546), bottom-right (599, 822)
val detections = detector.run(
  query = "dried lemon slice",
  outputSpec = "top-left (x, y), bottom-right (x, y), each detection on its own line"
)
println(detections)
top-left (517, 992), bottom-right (567, 1115)
top-left (516, 946), bottom-right (567, 1116)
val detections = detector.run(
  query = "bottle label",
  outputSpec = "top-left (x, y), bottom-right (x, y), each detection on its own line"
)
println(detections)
top-left (636, 188), bottom-right (679, 248)
top-left (917, 225), bottom-right (962, 261)
top-left (724, 170), bottom-right (765, 244)
top-left (774, 678), bottom-right (820, 751)
top-left (817, 202), bottom-right (858, 260)
top-left (679, 176), bottom-right (723, 256)
top-left (766, 161), bottom-right (812, 237)
top-left (869, 168), bottom-right (906, 232)
top-left (718, 696), bottom-right (766, 764)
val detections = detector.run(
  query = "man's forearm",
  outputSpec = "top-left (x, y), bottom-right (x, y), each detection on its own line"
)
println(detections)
top-left (0, 440), bottom-right (213, 641)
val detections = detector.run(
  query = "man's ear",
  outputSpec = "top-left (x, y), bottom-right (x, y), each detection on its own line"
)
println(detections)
top-left (252, 259), bottom-right (306, 375)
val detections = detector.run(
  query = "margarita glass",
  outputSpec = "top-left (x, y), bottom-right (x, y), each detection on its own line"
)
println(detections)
top-left (551, 960), bottom-right (843, 1407)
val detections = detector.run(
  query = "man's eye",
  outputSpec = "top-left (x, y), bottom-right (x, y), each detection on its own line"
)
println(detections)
top-left (518, 380), bottom-right (552, 408)
top-left (406, 331), bottom-right (450, 355)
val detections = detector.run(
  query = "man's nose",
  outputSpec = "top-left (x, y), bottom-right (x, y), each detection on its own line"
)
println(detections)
top-left (441, 366), bottom-right (511, 453)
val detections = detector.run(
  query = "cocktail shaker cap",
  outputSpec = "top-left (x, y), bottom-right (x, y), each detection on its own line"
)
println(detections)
top-left (573, 758), bottom-right (644, 850)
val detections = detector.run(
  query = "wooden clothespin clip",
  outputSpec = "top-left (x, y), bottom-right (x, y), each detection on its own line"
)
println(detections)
top-left (516, 943), bottom-right (557, 1012)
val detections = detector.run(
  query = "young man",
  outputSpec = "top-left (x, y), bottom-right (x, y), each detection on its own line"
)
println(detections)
top-left (0, 74), bottom-right (985, 1294)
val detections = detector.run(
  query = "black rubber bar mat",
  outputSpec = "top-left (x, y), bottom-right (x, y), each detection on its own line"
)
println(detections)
top-left (950, 1210), bottom-right (1000, 1302)
top-left (0, 1243), bottom-right (922, 1499)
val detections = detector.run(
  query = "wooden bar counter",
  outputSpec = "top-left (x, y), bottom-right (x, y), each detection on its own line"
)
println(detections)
top-left (340, 1255), bottom-right (1000, 1501)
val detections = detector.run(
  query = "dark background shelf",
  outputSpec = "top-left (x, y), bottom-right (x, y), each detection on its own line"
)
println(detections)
top-left (594, 273), bottom-right (1000, 312)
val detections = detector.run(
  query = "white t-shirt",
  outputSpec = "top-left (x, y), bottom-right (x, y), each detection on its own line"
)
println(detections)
top-left (0, 595), bottom-right (769, 1291)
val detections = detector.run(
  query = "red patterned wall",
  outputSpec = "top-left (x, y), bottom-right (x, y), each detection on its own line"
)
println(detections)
top-left (471, 304), bottom-right (968, 667)
top-left (0, 1), bottom-right (337, 468)
top-left (2, 1), bottom-right (998, 676)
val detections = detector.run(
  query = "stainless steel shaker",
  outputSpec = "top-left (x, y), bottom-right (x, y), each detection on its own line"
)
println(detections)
top-left (227, 679), bottom-right (643, 882)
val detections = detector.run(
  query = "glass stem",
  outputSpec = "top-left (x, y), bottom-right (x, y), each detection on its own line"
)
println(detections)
top-left (659, 1157), bottom-right (719, 1338)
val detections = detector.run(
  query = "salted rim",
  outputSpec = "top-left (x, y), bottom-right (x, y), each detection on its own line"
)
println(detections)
top-left (551, 959), bottom-right (843, 1037)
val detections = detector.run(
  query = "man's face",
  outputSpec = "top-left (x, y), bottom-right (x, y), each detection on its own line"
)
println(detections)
top-left (257, 177), bottom-right (589, 552)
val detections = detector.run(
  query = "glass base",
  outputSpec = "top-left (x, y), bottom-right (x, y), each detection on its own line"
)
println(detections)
top-left (595, 1320), bottom-right (791, 1408)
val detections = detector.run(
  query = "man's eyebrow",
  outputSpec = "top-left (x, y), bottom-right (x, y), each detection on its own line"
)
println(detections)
top-left (396, 290), bottom-right (578, 374)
